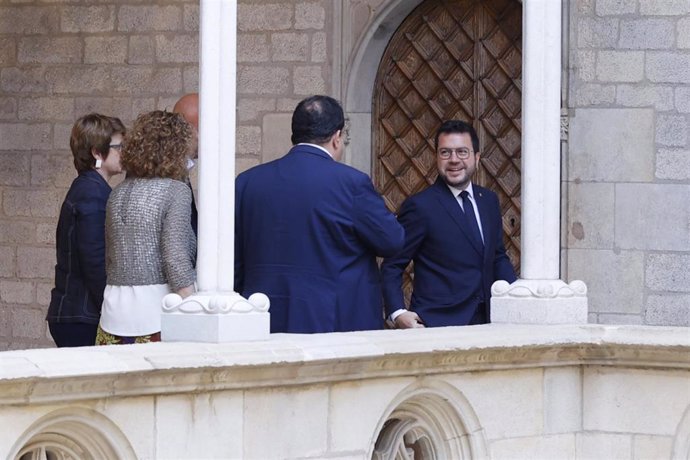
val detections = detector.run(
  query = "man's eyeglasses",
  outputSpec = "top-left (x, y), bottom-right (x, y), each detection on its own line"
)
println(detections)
top-left (109, 144), bottom-right (123, 151)
top-left (437, 148), bottom-right (473, 160)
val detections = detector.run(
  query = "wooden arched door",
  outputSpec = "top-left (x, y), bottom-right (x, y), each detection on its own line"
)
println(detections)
top-left (373, 0), bottom-right (522, 283)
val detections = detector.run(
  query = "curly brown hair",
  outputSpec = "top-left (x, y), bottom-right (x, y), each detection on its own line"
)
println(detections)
top-left (70, 113), bottom-right (126, 173)
top-left (121, 110), bottom-right (193, 181)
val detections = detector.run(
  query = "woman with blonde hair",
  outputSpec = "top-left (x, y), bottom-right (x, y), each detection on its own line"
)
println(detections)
top-left (96, 110), bottom-right (196, 345)
top-left (47, 113), bottom-right (126, 347)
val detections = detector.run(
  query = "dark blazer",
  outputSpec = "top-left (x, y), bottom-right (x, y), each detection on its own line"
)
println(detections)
top-left (47, 169), bottom-right (111, 325)
top-left (381, 177), bottom-right (517, 327)
top-left (235, 144), bottom-right (404, 333)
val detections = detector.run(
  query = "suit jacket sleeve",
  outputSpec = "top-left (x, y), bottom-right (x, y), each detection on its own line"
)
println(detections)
top-left (490, 195), bottom-right (517, 283)
top-left (352, 175), bottom-right (404, 257)
top-left (75, 201), bottom-right (108, 312)
top-left (380, 197), bottom-right (427, 317)
top-left (234, 175), bottom-right (245, 293)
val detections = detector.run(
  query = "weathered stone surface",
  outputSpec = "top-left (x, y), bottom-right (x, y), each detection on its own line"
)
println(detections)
top-left (0, 281), bottom-right (33, 305)
top-left (1, 67), bottom-right (48, 93)
top-left (596, 51), bottom-right (644, 82)
top-left (618, 19), bottom-right (674, 49)
top-left (236, 126), bottom-right (262, 155)
top-left (74, 97), bottom-right (132, 122)
top-left (182, 66), bottom-right (199, 93)
top-left (293, 65), bottom-right (325, 94)
top-left (238, 3), bottom-right (293, 31)
top-left (577, 18), bottom-right (619, 48)
top-left (596, 0), bottom-right (636, 15)
top-left (646, 254), bottom-right (690, 292)
top-left (647, 52), bottom-right (690, 83)
top-left (656, 149), bottom-right (690, 180)
top-left (183, 4), bottom-right (199, 31)
top-left (238, 97), bottom-right (276, 122)
top-left (0, 6), bottom-right (59, 34)
top-left (639, 0), bottom-right (690, 15)
top-left (155, 34), bottom-right (198, 63)
top-left (11, 308), bottom-right (45, 339)
top-left (615, 183), bottom-right (690, 251)
top-left (155, 392), bottom-right (243, 458)
top-left (271, 32), bottom-right (309, 61)
top-left (573, 51), bottom-right (596, 82)
top-left (311, 32), bottom-right (327, 63)
top-left (490, 435), bottom-right (576, 460)
top-left (18, 37), bottom-right (82, 64)
top-left (238, 66), bottom-right (289, 95)
top-left (616, 85), bottom-right (674, 110)
top-left (118, 5), bottom-right (181, 32)
top-left (17, 247), bottom-right (54, 279)
top-left (261, 113), bottom-right (292, 162)
top-left (84, 37), bottom-right (127, 64)
top-left (111, 68), bottom-right (182, 94)
top-left (295, 2), bottom-right (326, 30)
top-left (0, 221), bottom-right (36, 245)
top-left (0, 154), bottom-right (30, 186)
top-left (576, 433), bottom-right (632, 460)
top-left (679, 16), bottom-right (690, 48)
top-left (567, 249), bottom-right (644, 314)
top-left (0, 38), bottom-right (16, 67)
top-left (35, 224), bottom-right (54, 246)
top-left (597, 313), bottom-right (643, 325)
top-left (61, 5), bottom-right (115, 33)
top-left (572, 83), bottom-right (616, 106)
top-left (238, 34), bottom-right (269, 63)
top-left (568, 108), bottom-right (654, 182)
top-left (584, 367), bottom-right (690, 435)
top-left (18, 97), bottom-right (74, 122)
top-left (3, 190), bottom-right (61, 218)
top-left (0, 247), bottom-right (15, 277)
top-left (676, 87), bottom-right (690, 112)
top-left (45, 66), bottom-right (110, 94)
top-left (656, 114), bottom-right (688, 147)
top-left (567, 182), bottom-right (614, 249)
top-left (544, 368), bottom-right (581, 434)
top-left (0, 123), bottom-right (52, 150)
top-left (128, 36), bottom-right (155, 64)
top-left (633, 435), bottom-right (674, 460)
top-left (244, 386), bottom-right (328, 458)
top-left (645, 294), bottom-right (690, 326)
top-left (236, 156), bottom-right (260, 174)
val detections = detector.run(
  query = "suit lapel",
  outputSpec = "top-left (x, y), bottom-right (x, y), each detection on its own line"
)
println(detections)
top-left (432, 179), bottom-right (483, 257)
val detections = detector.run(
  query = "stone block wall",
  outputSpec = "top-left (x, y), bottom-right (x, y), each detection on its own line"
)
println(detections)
top-left (0, 0), bottom-right (334, 350)
top-left (565, 0), bottom-right (690, 326)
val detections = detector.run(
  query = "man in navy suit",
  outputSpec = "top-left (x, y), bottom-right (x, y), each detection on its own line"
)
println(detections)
top-left (381, 120), bottom-right (517, 328)
top-left (235, 95), bottom-right (404, 333)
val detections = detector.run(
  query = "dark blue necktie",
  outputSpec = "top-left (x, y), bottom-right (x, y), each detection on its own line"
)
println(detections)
top-left (460, 191), bottom-right (483, 248)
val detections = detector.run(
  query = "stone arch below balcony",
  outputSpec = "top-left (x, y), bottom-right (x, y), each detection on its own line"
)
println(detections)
top-left (10, 407), bottom-right (137, 460)
top-left (371, 379), bottom-right (488, 459)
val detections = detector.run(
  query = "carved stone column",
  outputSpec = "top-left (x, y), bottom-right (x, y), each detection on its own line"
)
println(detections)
top-left (161, 0), bottom-right (270, 342)
top-left (491, 0), bottom-right (588, 324)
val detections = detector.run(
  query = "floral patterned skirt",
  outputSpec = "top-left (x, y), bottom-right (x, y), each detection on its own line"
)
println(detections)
top-left (95, 325), bottom-right (161, 345)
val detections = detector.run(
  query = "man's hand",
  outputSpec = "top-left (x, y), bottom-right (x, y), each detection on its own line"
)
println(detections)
top-left (394, 311), bottom-right (425, 329)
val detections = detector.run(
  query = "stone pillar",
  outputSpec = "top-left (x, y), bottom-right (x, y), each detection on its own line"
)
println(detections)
top-left (491, 0), bottom-right (588, 324)
top-left (161, 0), bottom-right (270, 342)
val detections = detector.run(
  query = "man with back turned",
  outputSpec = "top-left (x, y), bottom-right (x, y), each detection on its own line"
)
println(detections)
top-left (235, 95), bottom-right (404, 333)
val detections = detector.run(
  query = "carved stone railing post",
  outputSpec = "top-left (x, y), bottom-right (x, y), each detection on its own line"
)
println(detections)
top-left (491, 0), bottom-right (588, 324)
top-left (161, 0), bottom-right (270, 342)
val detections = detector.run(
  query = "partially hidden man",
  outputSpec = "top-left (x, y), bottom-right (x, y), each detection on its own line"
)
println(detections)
top-left (235, 95), bottom-right (404, 333)
top-left (381, 120), bottom-right (517, 329)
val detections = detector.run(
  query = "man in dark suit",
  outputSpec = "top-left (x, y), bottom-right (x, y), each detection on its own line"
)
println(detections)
top-left (235, 95), bottom-right (404, 333)
top-left (381, 120), bottom-right (517, 328)
top-left (173, 93), bottom-right (199, 235)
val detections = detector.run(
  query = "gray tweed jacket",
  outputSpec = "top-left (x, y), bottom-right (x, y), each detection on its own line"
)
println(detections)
top-left (105, 177), bottom-right (196, 291)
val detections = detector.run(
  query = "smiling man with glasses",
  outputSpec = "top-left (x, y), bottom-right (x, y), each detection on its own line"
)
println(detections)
top-left (381, 120), bottom-right (517, 329)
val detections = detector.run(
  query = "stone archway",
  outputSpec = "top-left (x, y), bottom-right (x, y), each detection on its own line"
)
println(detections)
top-left (10, 408), bottom-right (137, 460)
top-left (370, 379), bottom-right (488, 459)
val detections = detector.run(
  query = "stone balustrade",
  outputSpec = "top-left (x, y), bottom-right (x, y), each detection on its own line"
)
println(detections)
top-left (1, 324), bottom-right (689, 459)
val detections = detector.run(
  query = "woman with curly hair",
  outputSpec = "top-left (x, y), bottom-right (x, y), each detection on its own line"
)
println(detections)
top-left (96, 110), bottom-right (197, 345)
top-left (47, 113), bottom-right (126, 347)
